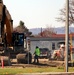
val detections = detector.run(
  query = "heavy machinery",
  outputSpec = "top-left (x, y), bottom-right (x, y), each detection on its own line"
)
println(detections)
top-left (0, 0), bottom-right (32, 65)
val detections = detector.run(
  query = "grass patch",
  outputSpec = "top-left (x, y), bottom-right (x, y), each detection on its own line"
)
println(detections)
top-left (0, 67), bottom-right (74, 74)
top-left (0, 67), bottom-right (64, 74)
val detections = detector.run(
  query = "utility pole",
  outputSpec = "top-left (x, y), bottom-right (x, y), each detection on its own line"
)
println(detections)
top-left (65, 0), bottom-right (69, 72)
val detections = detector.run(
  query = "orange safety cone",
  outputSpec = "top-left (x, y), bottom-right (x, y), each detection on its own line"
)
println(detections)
top-left (1, 57), bottom-right (4, 68)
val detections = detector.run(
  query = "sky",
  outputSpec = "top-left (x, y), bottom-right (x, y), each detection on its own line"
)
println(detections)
top-left (3, 0), bottom-right (65, 29)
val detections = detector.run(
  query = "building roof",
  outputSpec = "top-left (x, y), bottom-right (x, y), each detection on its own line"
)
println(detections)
top-left (34, 33), bottom-right (74, 38)
top-left (30, 33), bottom-right (74, 41)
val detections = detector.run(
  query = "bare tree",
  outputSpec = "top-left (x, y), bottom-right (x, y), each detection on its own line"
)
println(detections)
top-left (38, 26), bottom-right (56, 37)
top-left (13, 20), bottom-right (32, 36)
top-left (56, 0), bottom-right (74, 25)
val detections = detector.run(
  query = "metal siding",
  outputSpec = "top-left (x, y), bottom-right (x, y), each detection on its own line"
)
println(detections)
top-left (29, 37), bottom-right (74, 56)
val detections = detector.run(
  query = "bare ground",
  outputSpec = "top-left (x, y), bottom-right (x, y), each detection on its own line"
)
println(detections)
top-left (0, 59), bottom-right (65, 68)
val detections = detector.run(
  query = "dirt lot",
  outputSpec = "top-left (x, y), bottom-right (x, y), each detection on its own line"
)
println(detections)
top-left (0, 58), bottom-right (73, 68)
top-left (0, 58), bottom-right (65, 68)
top-left (31, 59), bottom-right (64, 67)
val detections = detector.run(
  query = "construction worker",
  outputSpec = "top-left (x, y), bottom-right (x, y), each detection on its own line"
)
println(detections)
top-left (33, 46), bottom-right (40, 64)
top-left (51, 44), bottom-right (65, 60)
top-left (59, 44), bottom-right (65, 60)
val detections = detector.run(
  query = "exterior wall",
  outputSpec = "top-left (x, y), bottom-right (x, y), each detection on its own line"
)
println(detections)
top-left (29, 37), bottom-right (65, 55)
top-left (29, 37), bottom-right (74, 55)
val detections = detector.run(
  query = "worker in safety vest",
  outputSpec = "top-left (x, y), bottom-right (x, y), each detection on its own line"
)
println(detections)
top-left (33, 46), bottom-right (40, 64)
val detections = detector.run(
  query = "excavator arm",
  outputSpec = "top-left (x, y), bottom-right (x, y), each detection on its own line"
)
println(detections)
top-left (0, 0), bottom-right (13, 44)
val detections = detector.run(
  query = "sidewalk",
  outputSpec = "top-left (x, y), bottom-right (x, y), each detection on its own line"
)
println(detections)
top-left (15, 72), bottom-right (74, 75)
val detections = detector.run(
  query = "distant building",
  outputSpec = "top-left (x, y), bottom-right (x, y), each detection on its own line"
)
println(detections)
top-left (29, 33), bottom-right (74, 55)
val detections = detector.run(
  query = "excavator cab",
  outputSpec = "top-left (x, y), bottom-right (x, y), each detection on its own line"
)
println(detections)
top-left (0, 32), bottom-right (24, 54)
top-left (12, 32), bottom-right (25, 53)
top-left (12, 32), bottom-right (24, 46)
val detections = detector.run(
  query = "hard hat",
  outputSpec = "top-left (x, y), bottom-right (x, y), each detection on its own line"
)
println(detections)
top-left (60, 44), bottom-right (65, 48)
top-left (36, 46), bottom-right (38, 48)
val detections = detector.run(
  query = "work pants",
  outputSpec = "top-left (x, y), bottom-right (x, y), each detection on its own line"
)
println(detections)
top-left (34, 55), bottom-right (39, 63)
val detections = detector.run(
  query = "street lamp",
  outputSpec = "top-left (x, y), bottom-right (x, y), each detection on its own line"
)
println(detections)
top-left (65, 0), bottom-right (69, 72)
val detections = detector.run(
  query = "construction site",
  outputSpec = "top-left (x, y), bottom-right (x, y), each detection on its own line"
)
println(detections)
top-left (0, 0), bottom-right (74, 75)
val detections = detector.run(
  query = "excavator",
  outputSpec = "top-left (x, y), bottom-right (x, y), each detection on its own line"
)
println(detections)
top-left (0, 0), bottom-right (32, 65)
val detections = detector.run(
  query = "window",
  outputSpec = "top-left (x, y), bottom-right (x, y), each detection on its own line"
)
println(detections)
top-left (12, 33), bottom-right (24, 46)
top-left (52, 43), bottom-right (55, 50)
